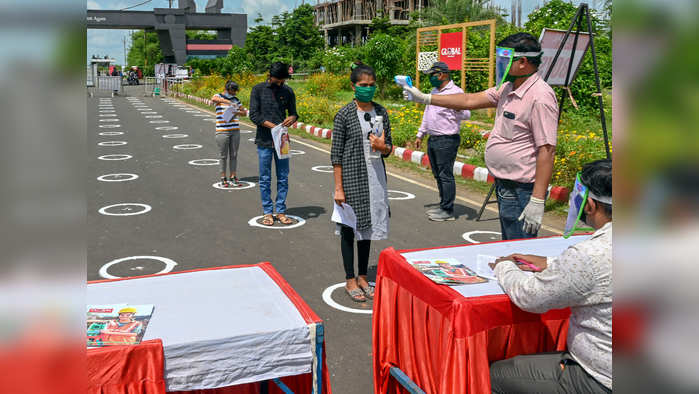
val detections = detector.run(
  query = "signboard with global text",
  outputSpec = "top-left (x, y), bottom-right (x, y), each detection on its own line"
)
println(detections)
top-left (439, 32), bottom-right (463, 70)
top-left (537, 28), bottom-right (591, 86)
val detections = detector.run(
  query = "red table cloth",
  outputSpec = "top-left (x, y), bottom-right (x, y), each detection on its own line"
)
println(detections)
top-left (372, 245), bottom-right (571, 394)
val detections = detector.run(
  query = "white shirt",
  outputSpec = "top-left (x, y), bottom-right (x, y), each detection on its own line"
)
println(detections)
top-left (494, 222), bottom-right (612, 389)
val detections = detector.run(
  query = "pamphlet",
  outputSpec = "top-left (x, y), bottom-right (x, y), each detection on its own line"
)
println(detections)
top-left (271, 124), bottom-right (291, 159)
top-left (331, 202), bottom-right (357, 230)
top-left (86, 304), bottom-right (154, 348)
top-left (222, 103), bottom-right (239, 123)
top-left (407, 258), bottom-right (488, 285)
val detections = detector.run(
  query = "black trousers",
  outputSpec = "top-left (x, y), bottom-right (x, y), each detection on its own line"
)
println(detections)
top-left (340, 225), bottom-right (371, 280)
top-left (490, 352), bottom-right (611, 394)
top-left (427, 134), bottom-right (460, 213)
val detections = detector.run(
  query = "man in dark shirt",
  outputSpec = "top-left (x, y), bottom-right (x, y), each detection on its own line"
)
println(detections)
top-left (248, 62), bottom-right (298, 226)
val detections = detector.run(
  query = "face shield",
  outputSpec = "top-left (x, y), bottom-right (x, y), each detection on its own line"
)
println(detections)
top-left (564, 172), bottom-right (612, 238)
top-left (495, 46), bottom-right (543, 88)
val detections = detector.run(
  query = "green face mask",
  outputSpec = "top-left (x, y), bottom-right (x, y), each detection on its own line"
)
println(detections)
top-left (429, 74), bottom-right (443, 88)
top-left (354, 84), bottom-right (377, 102)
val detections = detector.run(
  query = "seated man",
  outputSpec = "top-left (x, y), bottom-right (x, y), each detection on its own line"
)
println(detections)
top-left (488, 159), bottom-right (612, 393)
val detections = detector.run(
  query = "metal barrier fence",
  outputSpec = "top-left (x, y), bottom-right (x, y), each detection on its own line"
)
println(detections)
top-left (95, 76), bottom-right (123, 96)
top-left (144, 77), bottom-right (165, 96)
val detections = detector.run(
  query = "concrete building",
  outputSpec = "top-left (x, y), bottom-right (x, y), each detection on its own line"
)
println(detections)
top-left (314, 0), bottom-right (428, 46)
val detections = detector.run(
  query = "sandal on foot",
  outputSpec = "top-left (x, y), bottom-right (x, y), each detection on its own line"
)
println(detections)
top-left (220, 177), bottom-right (228, 187)
top-left (275, 214), bottom-right (294, 225)
top-left (261, 214), bottom-right (274, 226)
top-left (359, 284), bottom-right (374, 299)
top-left (345, 287), bottom-right (367, 303)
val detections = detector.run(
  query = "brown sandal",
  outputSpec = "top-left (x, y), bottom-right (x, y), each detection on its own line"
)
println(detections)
top-left (261, 214), bottom-right (274, 226)
top-left (275, 213), bottom-right (294, 225)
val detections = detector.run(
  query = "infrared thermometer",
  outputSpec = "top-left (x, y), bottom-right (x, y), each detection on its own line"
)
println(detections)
top-left (394, 75), bottom-right (413, 100)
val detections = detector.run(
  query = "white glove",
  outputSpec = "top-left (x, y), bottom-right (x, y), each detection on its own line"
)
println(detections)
top-left (518, 196), bottom-right (545, 234)
top-left (402, 86), bottom-right (431, 105)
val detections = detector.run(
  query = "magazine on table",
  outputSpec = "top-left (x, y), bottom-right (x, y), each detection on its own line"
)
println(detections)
top-left (86, 304), bottom-right (154, 348)
top-left (407, 257), bottom-right (488, 285)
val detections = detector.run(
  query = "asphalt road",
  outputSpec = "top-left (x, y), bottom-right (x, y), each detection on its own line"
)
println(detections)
top-left (88, 87), bottom-right (557, 394)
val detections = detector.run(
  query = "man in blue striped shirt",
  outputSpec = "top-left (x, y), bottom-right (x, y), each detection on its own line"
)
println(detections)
top-left (211, 81), bottom-right (247, 187)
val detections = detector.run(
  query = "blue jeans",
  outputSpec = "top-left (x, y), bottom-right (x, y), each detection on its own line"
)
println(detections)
top-left (495, 178), bottom-right (537, 240)
top-left (257, 147), bottom-right (290, 214)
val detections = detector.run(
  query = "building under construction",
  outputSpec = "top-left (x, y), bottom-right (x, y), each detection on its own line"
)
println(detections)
top-left (314, 0), bottom-right (428, 46)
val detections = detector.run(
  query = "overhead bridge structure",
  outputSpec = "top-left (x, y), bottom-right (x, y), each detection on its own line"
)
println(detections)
top-left (87, 3), bottom-right (246, 65)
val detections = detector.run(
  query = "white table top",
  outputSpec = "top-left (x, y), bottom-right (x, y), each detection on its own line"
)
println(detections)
top-left (87, 266), bottom-right (313, 391)
top-left (401, 235), bottom-right (588, 298)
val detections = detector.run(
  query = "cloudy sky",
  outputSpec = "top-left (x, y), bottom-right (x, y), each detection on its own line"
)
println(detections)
top-left (87, 0), bottom-right (597, 66)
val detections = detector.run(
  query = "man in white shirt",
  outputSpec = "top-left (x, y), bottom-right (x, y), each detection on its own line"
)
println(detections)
top-left (488, 159), bottom-right (612, 393)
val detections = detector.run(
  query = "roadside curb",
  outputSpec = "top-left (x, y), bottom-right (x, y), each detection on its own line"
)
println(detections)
top-left (168, 91), bottom-right (570, 203)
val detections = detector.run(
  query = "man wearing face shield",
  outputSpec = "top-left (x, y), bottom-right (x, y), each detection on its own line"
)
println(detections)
top-left (488, 159), bottom-right (612, 393)
top-left (402, 33), bottom-right (558, 240)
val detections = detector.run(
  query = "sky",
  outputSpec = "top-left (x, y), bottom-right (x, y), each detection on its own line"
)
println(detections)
top-left (87, 0), bottom-right (600, 66)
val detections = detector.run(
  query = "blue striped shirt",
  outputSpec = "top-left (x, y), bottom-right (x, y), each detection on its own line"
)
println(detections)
top-left (215, 93), bottom-right (241, 133)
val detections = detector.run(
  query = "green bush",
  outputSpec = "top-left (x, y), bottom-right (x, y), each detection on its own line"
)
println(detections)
top-left (305, 73), bottom-right (349, 97)
top-left (360, 34), bottom-right (406, 98)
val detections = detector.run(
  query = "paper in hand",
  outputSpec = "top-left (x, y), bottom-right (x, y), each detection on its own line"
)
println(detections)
top-left (271, 124), bottom-right (291, 159)
top-left (475, 254), bottom-right (498, 280)
top-left (222, 103), bottom-right (239, 123)
top-left (331, 202), bottom-right (357, 230)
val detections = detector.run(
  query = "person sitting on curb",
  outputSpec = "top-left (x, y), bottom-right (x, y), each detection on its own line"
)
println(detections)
top-left (488, 159), bottom-right (612, 393)
top-left (415, 61), bottom-right (471, 222)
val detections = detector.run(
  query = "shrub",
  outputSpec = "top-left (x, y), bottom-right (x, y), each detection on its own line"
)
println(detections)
top-left (305, 73), bottom-right (349, 97)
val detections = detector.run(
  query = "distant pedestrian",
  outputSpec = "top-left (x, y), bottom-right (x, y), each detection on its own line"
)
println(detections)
top-left (415, 61), bottom-right (471, 222)
top-left (249, 62), bottom-right (298, 226)
top-left (211, 81), bottom-right (247, 187)
top-left (331, 64), bottom-right (393, 302)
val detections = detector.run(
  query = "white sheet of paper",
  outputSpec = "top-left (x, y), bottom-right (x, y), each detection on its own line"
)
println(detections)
top-left (475, 254), bottom-right (498, 280)
top-left (331, 202), bottom-right (357, 230)
top-left (222, 104), bottom-right (239, 123)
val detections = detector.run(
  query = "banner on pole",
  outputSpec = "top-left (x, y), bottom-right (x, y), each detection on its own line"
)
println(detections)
top-left (439, 32), bottom-right (463, 70)
top-left (537, 28), bottom-right (591, 86)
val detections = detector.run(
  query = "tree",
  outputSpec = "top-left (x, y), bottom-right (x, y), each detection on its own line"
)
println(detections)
top-left (360, 34), bottom-right (406, 97)
top-left (417, 0), bottom-right (505, 26)
top-left (126, 30), bottom-right (163, 75)
top-left (524, 0), bottom-right (611, 113)
top-left (186, 30), bottom-right (218, 40)
top-left (272, 4), bottom-right (324, 68)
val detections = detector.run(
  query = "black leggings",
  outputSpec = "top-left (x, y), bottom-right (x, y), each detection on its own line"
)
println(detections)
top-left (340, 226), bottom-right (371, 280)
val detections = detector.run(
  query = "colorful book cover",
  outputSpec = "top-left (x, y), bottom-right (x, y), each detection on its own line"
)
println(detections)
top-left (407, 258), bottom-right (488, 285)
top-left (86, 304), bottom-right (154, 348)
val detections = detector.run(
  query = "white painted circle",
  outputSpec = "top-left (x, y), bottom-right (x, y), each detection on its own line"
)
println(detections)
top-left (203, 118), bottom-right (217, 122)
top-left (99, 118), bottom-right (119, 122)
top-left (155, 126), bottom-right (178, 131)
top-left (387, 190), bottom-right (416, 200)
top-left (141, 111), bottom-right (157, 114)
top-left (188, 159), bottom-right (219, 166)
top-left (312, 166), bottom-right (334, 173)
top-left (145, 115), bottom-right (163, 118)
top-left (98, 141), bottom-right (128, 146)
top-left (98, 105), bottom-right (114, 108)
top-left (240, 129), bottom-right (253, 134)
top-left (247, 138), bottom-right (255, 142)
top-left (212, 181), bottom-right (256, 190)
top-left (99, 114), bottom-right (117, 117)
top-left (322, 283), bottom-right (373, 314)
top-left (99, 124), bottom-right (121, 128)
top-left (162, 133), bottom-right (188, 138)
top-left (98, 154), bottom-right (132, 161)
top-left (97, 173), bottom-right (139, 182)
top-left (99, 110), bottom-right (116, 113)
top-left (289, 149), bottom-right (305, 155)
top-left (248, 215), bottom-right (306, 229)
top-left (98, 203), bottom-right (151, 216)
top-left (194, 114), bottom-right (209, 117)
top-left (173, 144), bottom-right (202, 150)
top-left (462, 231), bottom-right (502, 244)
top-left (149, 120), bottom-right (170, 123)
top-left (99, 255), bottom-right (177, 279)
top-left (136, 108), bottom-right (153, 111)
top-left (99, 131), bottom-right (124, 136)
